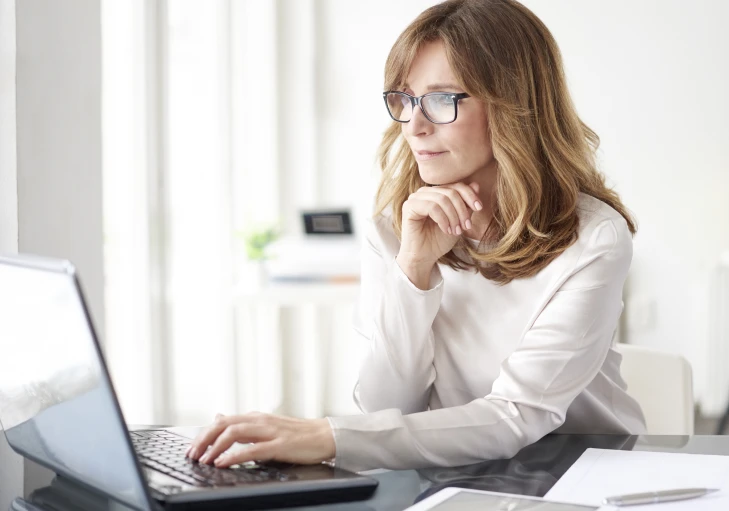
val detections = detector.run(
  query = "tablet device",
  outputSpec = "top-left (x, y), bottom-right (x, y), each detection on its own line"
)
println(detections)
top-left (406, 487), bottom-right (602, 511)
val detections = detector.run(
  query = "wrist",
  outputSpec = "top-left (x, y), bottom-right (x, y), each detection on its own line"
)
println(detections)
top-left (395, 255), bottom-right (436, 290)
top-left (396, 252), bottom-right (436, 270)
top-left (316, 418), bottom-right (336, 460)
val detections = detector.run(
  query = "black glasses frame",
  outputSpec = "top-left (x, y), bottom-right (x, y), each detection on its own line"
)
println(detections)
top-left (383, 91), bottom-right (470, 124)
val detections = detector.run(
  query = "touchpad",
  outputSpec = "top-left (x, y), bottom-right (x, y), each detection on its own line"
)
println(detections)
top-left (144, 468), bottom-right (192, 494)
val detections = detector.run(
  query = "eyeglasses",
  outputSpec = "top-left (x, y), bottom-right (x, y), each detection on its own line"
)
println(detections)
top-left (383, 91), bottom-right (470, 124)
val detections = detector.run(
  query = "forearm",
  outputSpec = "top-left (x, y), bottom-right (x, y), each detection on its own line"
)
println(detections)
top-left (355, 331), bottom-right (436, 414)
top-left (355, 257), bottom-right (443, 414)
top-left (329, 398), bottom-right (563, 472)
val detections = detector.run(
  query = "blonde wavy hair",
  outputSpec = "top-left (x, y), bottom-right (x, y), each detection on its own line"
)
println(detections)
top-left (375, 0), bottom-right (636, 284)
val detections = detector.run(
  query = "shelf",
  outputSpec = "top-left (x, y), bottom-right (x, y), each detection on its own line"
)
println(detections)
top-left (232, 280), bottom-right (360, 306)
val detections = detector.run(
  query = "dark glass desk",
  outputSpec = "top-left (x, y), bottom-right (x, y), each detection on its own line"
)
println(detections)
top-left (8, 433), bottom-right (729, 511)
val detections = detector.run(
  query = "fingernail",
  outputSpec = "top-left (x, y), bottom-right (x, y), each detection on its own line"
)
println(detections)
top-left (189, 448), bottom-right (198, 459)
top-left (465, 219), bottom-right (472, 230)
top-left (455, 226), bottom-right (462, 235)
top-left (447, 227), bottom-right (452, 235)
top-left (474, 201), bottom-right (482, 211)
top-left (214, 456), bottom-right (228, 467)
top-left (200, 455), bottom-right (210, 464)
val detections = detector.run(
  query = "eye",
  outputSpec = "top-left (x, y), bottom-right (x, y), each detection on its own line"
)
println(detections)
top-left (430, 94), bottom-right (451, 107)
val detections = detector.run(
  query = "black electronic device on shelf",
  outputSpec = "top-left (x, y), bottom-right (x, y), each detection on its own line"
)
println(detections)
top-left (302, 210), bottom-right (353, 236)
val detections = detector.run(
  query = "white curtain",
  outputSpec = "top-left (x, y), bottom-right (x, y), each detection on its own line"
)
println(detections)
top-left (103, 0), bottom-right (382, 426)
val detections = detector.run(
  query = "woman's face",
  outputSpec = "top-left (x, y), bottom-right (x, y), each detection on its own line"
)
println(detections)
top-left (402, 41), bottom-right (495, 186)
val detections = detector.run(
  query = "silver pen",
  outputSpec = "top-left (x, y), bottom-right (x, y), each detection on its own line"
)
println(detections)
top-left (603, 487), bottom-right (720, 507)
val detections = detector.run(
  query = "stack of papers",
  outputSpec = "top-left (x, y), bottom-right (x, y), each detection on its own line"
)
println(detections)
top-left (545, 448), bottom-right (729, 510)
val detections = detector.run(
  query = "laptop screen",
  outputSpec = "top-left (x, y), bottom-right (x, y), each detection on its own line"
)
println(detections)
top-left (0, 259), bottom-right (151, 511)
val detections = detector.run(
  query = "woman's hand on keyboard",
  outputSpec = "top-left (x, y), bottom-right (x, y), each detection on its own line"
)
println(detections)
top-left (186, 412), bottom-right (335, 468)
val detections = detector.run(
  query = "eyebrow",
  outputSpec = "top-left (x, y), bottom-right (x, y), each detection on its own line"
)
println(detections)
top-left (403, 82), bottom-right (464, 92)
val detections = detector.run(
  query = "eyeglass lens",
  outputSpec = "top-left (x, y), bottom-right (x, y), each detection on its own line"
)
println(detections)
top-left (385, 93), bottom-right (456, 123)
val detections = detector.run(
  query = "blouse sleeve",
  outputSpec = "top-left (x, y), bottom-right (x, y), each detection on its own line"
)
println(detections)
top-left (329, 218), bottom-right (632, 472)
top-left (352, 216), bottom-right (444, 415)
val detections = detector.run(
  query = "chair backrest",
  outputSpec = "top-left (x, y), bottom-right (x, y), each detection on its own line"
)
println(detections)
top-left (615, 343), bottom-right (694, 435)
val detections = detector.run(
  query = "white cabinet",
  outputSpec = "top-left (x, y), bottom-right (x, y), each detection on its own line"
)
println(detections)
top-left (232, 282), bottom-right (364, 419)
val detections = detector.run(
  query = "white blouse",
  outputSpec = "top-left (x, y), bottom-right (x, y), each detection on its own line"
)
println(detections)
top-left (327, 193), bottom-right (646, 472)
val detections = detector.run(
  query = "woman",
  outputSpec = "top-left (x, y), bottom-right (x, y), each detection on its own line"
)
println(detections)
top-left (186, 0), bottom-right (646, 472)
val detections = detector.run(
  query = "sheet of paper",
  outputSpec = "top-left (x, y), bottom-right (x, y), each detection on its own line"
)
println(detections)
top-left (545, 448), bottom-right (729, 510)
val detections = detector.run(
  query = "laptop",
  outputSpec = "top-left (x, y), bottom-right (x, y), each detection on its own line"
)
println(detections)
top-left (0, 254), bottom-right (378, 510)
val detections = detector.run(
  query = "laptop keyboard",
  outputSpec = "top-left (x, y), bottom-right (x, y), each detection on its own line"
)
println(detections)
top-left (130, 430), bottom-right (293, 487)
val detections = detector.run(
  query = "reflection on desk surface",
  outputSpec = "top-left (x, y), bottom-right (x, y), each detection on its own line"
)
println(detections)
top-left (414, 434), bottom-right (638, 503)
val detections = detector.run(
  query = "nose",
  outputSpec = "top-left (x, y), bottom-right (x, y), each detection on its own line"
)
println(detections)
top-left (404, 101), bottom-right (432, 137)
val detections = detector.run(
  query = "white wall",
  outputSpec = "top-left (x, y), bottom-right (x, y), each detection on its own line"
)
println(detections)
top-left (6, 0), bottom-right (103, 501)
top-left (315, 0), bottom-right (729, 413)
top-left (0, 0), bottom-right (17, 252)
top-left (0, 0), bottom-right (22, 507)
top-left (520, 0), bottom-right (729, 412)
top-left (15, 0), bottom-right (105, 339)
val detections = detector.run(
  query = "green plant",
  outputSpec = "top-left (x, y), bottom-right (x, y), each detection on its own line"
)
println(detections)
top-left (236, 226), bottom-right (280, 261)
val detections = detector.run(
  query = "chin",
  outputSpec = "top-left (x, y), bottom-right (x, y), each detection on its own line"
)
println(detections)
top-left (418, 166), bottom-right (465, 186)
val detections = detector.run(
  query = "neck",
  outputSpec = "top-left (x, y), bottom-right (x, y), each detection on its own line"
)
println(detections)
top-left (464, 160), bottom-right (497, 239)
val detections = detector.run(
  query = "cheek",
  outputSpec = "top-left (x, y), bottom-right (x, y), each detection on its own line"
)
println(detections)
top-left (401, 125), bottom-right (414, 148)
top-left (449, 124), bottom-right (492, 164)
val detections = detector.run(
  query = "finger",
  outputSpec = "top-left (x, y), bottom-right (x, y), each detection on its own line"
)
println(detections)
top-left (410, 190), bottom-right (460, 233)
top-left (188, 414), bottom-right (240, 460)
top-left (418, 189), bottom-right (468, 234)
top-left (428, 188), bottom-right (472, 232)
top-left (468, 182), bottom-right (483, 210)
top-left (404, 197), bottom-right (451, 234)
top-left (199, 423), bottom-right (273, 465)
top-left (446, 182), bottom-right (482, 214)
top-left (214, 440), bottom-right (280, 468)
top-left (405, 197), bottom-right (452, 234)
top-left (186, 413), bottom-right (224, 457)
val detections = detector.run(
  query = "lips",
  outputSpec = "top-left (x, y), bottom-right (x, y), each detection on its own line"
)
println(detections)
top-left (414, 150), bottom-right (447, 161)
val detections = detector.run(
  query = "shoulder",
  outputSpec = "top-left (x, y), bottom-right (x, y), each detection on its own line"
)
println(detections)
top-left (554, 193), bottom-right (633, 289)
top-left (574, 193), bottom-right (632, 254)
